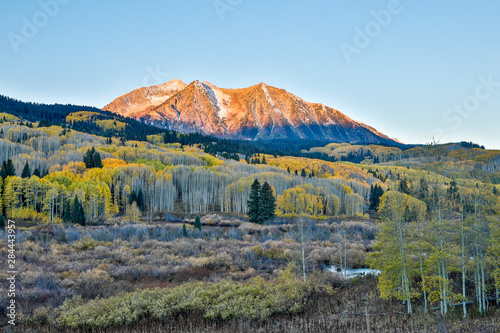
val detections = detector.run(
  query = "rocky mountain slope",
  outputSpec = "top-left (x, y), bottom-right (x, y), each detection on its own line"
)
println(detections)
top-left (104, 80), bottom-right (399, 144)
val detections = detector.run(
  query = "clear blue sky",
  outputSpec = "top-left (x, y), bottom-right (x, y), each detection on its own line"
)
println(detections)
top-left (1, 1), bottom-right (499, 148)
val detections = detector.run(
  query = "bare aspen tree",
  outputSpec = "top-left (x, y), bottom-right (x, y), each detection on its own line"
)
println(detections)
top-left (415, 212), bottom-right (428, 313)
top-left (458, 179), bottom-right (468, 318)
top-left (467, 180), bottom-right (490, 315)
top-left (299, 216), bottom-right (307, 282)
top-left (430, 176), bottom-right (450, 315)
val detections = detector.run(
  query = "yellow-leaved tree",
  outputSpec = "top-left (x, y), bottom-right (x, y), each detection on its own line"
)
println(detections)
top-left (368, 190), bottom-right (426, 315)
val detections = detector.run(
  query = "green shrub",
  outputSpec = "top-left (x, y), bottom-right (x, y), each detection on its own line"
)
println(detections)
top-left (55, 269), bottom-right (332, 329)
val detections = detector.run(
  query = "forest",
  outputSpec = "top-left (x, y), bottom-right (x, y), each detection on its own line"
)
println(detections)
top-left (0, 111), bottom-right (499, 332)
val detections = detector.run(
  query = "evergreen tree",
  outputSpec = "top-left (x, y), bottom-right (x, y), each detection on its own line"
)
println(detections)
top-left (130, 190), bottom-right (137, 205)
top-left (182, 223), bottom-right (188, 237)
top-left (163, 131), bottom-right (171, 143)
top-left (418, 178), bottom-right (429, 200)
top-left (71, 197), bottom-right (79, 224)
top-left (0, 162), bottom-right (6, 179)
top-left (260, 182), bottom-right (276, 223)
top-left (261, 156), bottom-right (267, 164)
top-left (78, 201), bottom-right (86, 226)
top-left (301, 169), bottom-right (306, 177)
top-left (287, 166), bottom-right (290, 173)
top-left (194, 216), bottom-right (202, 231)
top-left (38, 119), bottom-right (52, 127)
top-left (94, 150), bottom-right (103, 168)
top-left (83, 147), bottom-right (103, 168)
top-left (0, 159), bottom-right (16, 178)
top-left (403, 205), bottom-right (412, 222)
top-left (137, 189), bottom-right (144, 211)
top-left (71, 197), bottom-right (85, 226)
top-left (83, 148), bottom-right (93, 168)
top-left (6, 159), bottom-right (16, 176)
top-left (63, 199), bottom-right (72, 223)
top-left (33, 168), bottom-right (41, 178)
top-left (369, 184), bottom-right (384, 210)
top-left (0, 215), bottom-right (4, 229)
top-left (247, 179), bottom-right (261, 223)
top-left (369, 185), bottom-right (375, 210)
top-left (399, 177), bottom-right (410, 194)
top-left (21, 161), bottom-right (31, 178)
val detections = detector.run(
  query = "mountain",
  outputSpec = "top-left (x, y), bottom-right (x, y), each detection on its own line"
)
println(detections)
top-left (104, 80), bottom-right (400, 145)
top-left (103, 79), bottom-right (187, 118)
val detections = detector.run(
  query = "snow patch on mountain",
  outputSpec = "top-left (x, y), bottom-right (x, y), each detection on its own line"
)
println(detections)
top-left (202, 82), bottom-right (231, 120)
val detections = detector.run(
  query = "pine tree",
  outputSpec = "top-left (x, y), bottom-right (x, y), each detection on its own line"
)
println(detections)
top-left (137, 189), bottom-right (144, 211)
top-left (71, 197), bottom-right (85, 226)
top-left (301, 169), bottom-right (306, 177)
top-left (260, 182), bottom-right (276, 223)
top-left (33, 168), bottom-right (41, 178)
top-left (399, 177), bottom-right (410, 194)
top-left (7, 159), bottom-right (15, 176)
top-left (182, 223), bottom-right (188, 237)
top-left (63, 199), bottom-right (72, 223)
top-left (78, 200), bottom-right (86, 226)
top-left (418, 178), bottom-right (429, 200)
top-left (0, 215), bottom-right (4, 229)
top-left (376, 185), bottom-right (385, 208)
top-left (71, 197), bottom-right (79, 224)
top-left (369, 184), bottom-right (384, 210)
top-left (21, 161), bottom-right (31, 178)
top-left (247, 179), bottom-right (261, 223)
top-left (403, 205), bottom-right (412, 222)
top-left (194, 216), bottom-right (202, 231)
top-left (0, 162), bottom-right (6, 179)
top-left (0, 160), bottom-right (16, 178)
top-left (369, 185), bottom-right (375, 210)
top-left (83, 148), bottom-right (93, 168)
top-left (130, 190), bottom-right (137, 205)
top-left (83, 147), bottom-right (103, 168)
top-left (94, 150), bottom-right (103, 168)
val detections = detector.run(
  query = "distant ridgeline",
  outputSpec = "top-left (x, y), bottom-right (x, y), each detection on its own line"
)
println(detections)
top-left (0, 94), bottom-right (164, 141)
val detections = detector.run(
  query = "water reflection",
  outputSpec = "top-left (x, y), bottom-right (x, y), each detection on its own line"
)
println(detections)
top-left (327, 265), bottom-right (381, 278)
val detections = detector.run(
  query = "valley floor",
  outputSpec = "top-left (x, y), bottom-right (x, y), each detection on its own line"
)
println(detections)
top-left (1, 217), bottom-right (499, 333)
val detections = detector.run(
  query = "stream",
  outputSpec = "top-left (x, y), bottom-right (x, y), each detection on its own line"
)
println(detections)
top-left (327, 265), bottom-right (381, 279)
